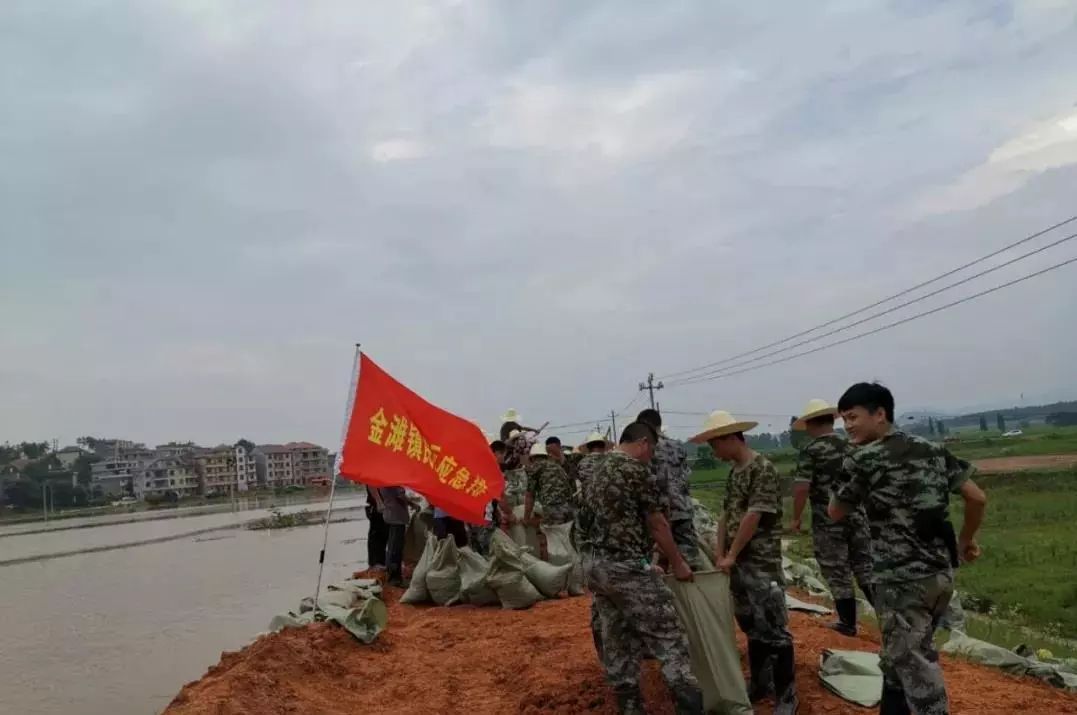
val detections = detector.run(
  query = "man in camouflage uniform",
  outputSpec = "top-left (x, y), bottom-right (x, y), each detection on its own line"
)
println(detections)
top-left (575, 431), bottom-right (610, 486)
top-left (693, 410), bottom-right (797, 713)
top-left (638, 409), bottom-right (702, 570)
top-left (523, 445), bottom-right (576, 525)
top-left (577, 422), bottom-right (702, 715)
top-left (830, 383), bottom-right (987, 715)
top-left (791, 399), bottom-right (875, 636)
top-left (497, 416), bottom-right (539, 529)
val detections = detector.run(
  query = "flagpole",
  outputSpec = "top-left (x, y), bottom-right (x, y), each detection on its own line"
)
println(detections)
top-left (313, 343), bottom-right (362, 611)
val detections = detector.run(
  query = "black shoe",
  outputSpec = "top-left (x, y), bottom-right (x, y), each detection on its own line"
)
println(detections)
top-left (746, 640), bottom-right (774, 702)
top-left (673, 687), bottom-right (704, 715)
top-left (879, 685), bottom-right (911, 715)
top-left (829, 597), bottom-right (858, 636)
top-left (772, 644), bottom-right (799, 715)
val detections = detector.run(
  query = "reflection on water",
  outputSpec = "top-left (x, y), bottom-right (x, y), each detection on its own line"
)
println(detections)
top-left (0, 502), bottom-right (369, 715)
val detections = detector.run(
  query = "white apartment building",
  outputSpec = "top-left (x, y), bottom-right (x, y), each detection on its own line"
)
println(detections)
top-left (196, 445), bottom-right (245, 495)
top-left (255, 442), bottom-right (330, 487)
top-left (91, 448), bottom-right (156, 496)
top-left (134, 456), bottom-right (200, 499)
top-left (235, 444), bottom-right (257, 491)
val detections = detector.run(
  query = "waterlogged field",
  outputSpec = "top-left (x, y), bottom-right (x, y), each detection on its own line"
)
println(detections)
top-left (690, 465), bottom-right (1077, 652)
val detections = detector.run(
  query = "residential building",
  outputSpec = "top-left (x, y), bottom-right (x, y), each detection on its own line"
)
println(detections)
top-left (134, 456), bottom-right (200, 500)
top-left (55, 446), bottom-right (87, 470)
top-left (254, 442), bottom-right (330, 488)
top-left (196, 445), bottom-right (242, 496)
top-left (91, 447), bottom-right (155, 496)
top-left (235, 444), bottom-right (257, 491)
top-left (155, 442), bottom-right (199, 459)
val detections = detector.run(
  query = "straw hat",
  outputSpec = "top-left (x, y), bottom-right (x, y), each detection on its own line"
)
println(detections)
top-left (689, 411), bottom-right (759, 444)
top-left (584, 431), bottom-right (607, 446)
top-left (500, 408), bottom-right (522, 424)
top-left (529, 442), bottom-right (548, 458)
top-left (792, 399), bottom-right (839, 431)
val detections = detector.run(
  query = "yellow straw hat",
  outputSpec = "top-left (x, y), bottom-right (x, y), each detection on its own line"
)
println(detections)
top-left (792, 399), bottom-right (839, 431)
top-left (529, 441), bottom-right (548, 457)
top-left (500, 408), bottom-right (522, 424)
top-left (689, 411), bottom-right (759, 444)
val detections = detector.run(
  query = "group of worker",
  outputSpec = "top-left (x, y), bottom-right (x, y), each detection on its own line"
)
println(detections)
top-left (493, 381), bottom-right (986, 715)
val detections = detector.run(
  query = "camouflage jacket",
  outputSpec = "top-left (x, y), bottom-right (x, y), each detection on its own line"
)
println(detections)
top-left (722, 453), bottom-right (783, 572)
top-left (577, 451), bottom-right (661, 563)
top-left (833, 429), bottom-right (973, 584)
top-left (577, 452), bottom-right (608, 484)
top-left (794, 433), bottom-right (857, 523)
top-left (560, 451), bottom-right (584, 482)
top-left (526, 459), bottom-right (575, 512)
top-left (651, 435), bottom-right (694, 521)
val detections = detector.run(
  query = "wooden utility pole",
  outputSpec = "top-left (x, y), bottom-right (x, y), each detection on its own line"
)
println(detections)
top-left (610, 410), bottom-right (618, 440)
top-left (638, 373), bottom-right (664, 409)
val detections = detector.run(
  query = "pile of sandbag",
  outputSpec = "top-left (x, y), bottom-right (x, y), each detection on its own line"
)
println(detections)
top-left (506, 504), bottom-right (542, 555)
top-left (401, 530), bottom-right (575, 610)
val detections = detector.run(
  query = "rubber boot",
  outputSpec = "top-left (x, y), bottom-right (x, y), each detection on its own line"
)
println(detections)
top-left (829, 598), bottom-right (858, 637)
top-left (861, 584), bottom-right (877, 609)
top-left (614, 690), bottom-right (645, 715)
top-left (772, 644), bottom-right (799, 715)
top-left (745, 640), bottom-right (774, 702)
top-left (672, 686), bottom-right (704, 715)
top-left (879, 685), bottom-right (911, 715)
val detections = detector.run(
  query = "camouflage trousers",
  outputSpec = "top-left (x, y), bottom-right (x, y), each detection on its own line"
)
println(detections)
top-left (729, 559), bottom-right (793, 648)
top-left (671, 517), bottom-right (704, 570)
top-left (585, 559), bottom-right (701, 706)
top-left (811, 513), bottom-right (875, 601)
top-left (878, 571), bottom-right (954, 715)
top-left (502, 467), bottom-right (528, 510)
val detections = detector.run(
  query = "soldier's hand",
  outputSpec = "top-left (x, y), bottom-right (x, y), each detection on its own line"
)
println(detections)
top-left (959, 537), bottom-right (982, 563)
top-left (716, 554), bottom-right (736, 574)
top-left (790, 518), bottom-right (802, 533)
top-left (672, 559), bottom-right (694, 582)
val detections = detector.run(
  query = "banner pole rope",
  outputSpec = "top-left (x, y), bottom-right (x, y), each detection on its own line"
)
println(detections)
top-left (313, 343), bottom-right (362, 612)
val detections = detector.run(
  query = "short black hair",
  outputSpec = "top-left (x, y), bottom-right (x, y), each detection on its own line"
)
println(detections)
top-left (620, 422), bottom-right (658, 445)
top-left (490, 440), bottom-right (506, 452)
top-left (838, 382), bottom-right (895, 423)
top-left (806, 414), bottom-right (836, 428)
top-left (636, 408), bottom-right (662, 429)
top-left (499, 421), bottom-right (522, 441)
top-left (545, 436), bottom-right (561, 446)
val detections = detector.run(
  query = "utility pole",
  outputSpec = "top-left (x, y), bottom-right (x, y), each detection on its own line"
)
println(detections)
top-left (610, 410), bottom-right (618, 441)
top-left (638, 373), bottom-right (664, 410)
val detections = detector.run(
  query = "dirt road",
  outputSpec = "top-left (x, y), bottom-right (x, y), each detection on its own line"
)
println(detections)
top-left (973, 454), bottom-right (1077, 473)
top-left (166, 580), bottom-right (1077, 715)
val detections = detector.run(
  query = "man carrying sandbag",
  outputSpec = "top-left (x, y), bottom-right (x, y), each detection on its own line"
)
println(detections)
top-left (578, 421), bottom-right (703, 715)
top-left (690, 410), bottom-right (798, 713)
top-left (523, 441), bottom-right (575, 528)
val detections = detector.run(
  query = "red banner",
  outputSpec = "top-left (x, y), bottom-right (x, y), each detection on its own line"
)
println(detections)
top-left (339, 353), bottom-right (503, 524)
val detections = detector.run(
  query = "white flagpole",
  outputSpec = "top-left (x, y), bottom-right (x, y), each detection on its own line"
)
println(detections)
top-left (313, 343), bottom-right (362, 611)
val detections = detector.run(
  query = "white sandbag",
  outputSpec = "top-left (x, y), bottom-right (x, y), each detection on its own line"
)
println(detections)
top-left (520, 551), bottom-right (571, 598)
top-left (541, 521), bottom-right (584, 596)
top-left (507, 504), bottom-right (542, 554)
top-left (458, 547), bottom-right (499, 606)
top-left (400, 533), bottom-right (437, 604)
top-left (666, 571), bottom-right (753, 715)
top-left (484, 530), bottom-right (544, 610)
top-left (425, 537), bottom-right (463, 606)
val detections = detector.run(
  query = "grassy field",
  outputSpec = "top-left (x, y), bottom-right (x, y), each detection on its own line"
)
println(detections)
top-left (690, 464), bottom-right (1077, 651)
top-left (946, 425), bottom-right (1077, 461)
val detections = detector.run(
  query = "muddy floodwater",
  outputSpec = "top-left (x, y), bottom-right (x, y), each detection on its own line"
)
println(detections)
top-left (0, 496), bottom-right (369, 715)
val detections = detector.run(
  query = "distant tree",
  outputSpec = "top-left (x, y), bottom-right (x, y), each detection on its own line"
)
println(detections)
top-left (928, 418), bottom-right (937, 436)
top-left (76, 436), bottom-right (102, 450)
top-left (936, 420), bottom-right (947, 436)
top-left (75, 454), bottom-right (101, 486)
top-left (2, 480), bottom-right (41, 509)
top-left (695, 444), bottom-right (718, 469)
top-left (1046, 412), bottom-right (1077, 427)
top-left (19, 442), bottom-right (50, 459)
top-left (235, 438), bottom-right (256, 454)
top-left (979, 416), bottom-right (989, 432)
top-left (0, 443), bottom-right (19, 465)
top-left (997, 414), bottom-right (1007, 432)
top-left (22, 455), bottom-right (62, 481)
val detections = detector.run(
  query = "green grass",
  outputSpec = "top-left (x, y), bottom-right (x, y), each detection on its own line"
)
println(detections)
top-left (946, 426), bottom-right (1077, 461)
top-left (690, 464), bottom-right (1077, 646)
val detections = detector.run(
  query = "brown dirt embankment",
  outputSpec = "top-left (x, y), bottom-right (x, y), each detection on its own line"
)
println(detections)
top-left (165, 574), bottom-right (1077, 715)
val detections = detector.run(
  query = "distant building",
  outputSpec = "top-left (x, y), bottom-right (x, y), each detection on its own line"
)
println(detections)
top-left (235, 444), bottom-right (258, 491)
top-left (154, 442), bottom-right (199, 459)
top-left (254, 442), bottom-right (330, 488)
top-left (195, 445), bottom-right (249, 496)
top-left (91, 447), bottom-right (155, 497)
top-left (134, 455), bottom-right (200, 500)
top-left (55, 446), bottom-right (87, 470)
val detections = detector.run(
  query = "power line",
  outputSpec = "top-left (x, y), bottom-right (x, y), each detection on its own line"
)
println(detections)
top-left (666, 255), bottom-right (1077, 387)
top-left (665, 230), bottom-right (1077, 386)
top-left (658, 214), bottom-right (1077, 381)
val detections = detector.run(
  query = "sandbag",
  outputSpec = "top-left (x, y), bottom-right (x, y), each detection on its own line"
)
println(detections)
top-left (484, 530), bottom-right (544, 610)
top-left (943, 633), bottom-right (1077, 691)
top-left (541, 521), bottom-right (584, 596)
top-left (458, 547), bottom-right (499, 606)
top-left (666, 571), bottom-right (753, 715)
top-left (508, 504), bottom-right (542, 554)
top-left (691, 498), bottom-right (720, 566)
top-left (818, 649), bottom-right (882, 707)
top-left (403, 508), bottom-right (434, 565)
top-left (270, 584), bottom-right (388, 644)
top-left (520, 551), bottom-right (571, 598)
top-left (400, 533), bottom-right (437, 604)
top-left (426, 537), bottom-right (463, 606)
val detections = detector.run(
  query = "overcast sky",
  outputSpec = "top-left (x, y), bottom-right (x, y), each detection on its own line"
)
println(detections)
top-left (3, 1), bottom-right (1077, 448)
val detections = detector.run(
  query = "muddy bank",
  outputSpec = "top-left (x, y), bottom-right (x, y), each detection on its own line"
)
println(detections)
top-left (166, 579), bottom-right (1077, 715)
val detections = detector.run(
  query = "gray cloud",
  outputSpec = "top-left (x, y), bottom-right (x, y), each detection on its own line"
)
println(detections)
top-left (2, 0), bottom-right (1077, 447)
